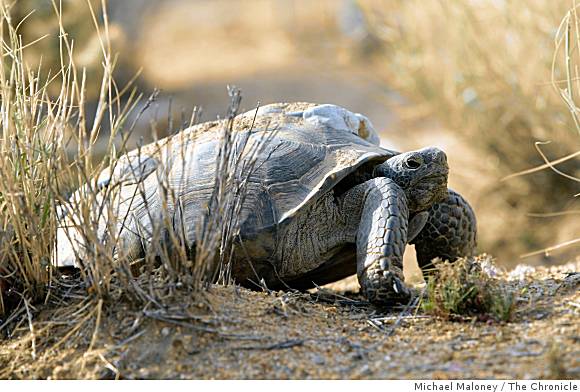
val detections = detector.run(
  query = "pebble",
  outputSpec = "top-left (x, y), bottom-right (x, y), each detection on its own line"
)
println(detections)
top-left (509, 265), bottom-right (536, 281)
top-left (312, 355), bottom-right (326, 365)
top-left (356, 364), bottom-right (372, 377)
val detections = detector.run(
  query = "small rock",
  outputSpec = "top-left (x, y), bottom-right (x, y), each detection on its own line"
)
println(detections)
top-left (312, 354), bottom-right (326, 365)
top-left (356, 364), bottom-right (372, 377)
top-left (509, 265), bottom-right (536, 281)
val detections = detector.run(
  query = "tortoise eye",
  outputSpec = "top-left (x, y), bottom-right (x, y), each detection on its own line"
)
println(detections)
top-left (404, 156), bottom-right (423, 169)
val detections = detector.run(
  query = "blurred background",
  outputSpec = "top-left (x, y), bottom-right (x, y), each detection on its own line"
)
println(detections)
top-left (12, 0), bottom-right (580, 269)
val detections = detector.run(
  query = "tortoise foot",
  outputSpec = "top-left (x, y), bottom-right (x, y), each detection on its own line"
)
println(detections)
top-left (360, 263), bottom-right (415, 306)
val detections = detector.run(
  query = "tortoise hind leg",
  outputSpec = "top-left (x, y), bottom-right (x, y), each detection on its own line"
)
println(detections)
top-left (411, 189), bottom-right (477, 277)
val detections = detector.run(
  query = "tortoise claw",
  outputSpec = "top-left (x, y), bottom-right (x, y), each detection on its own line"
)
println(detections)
top-left (360, 263), bottom-right (414, 306)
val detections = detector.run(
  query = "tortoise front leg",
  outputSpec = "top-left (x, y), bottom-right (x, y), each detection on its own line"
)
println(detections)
top-left (411, 189), bottom-right (477, 276)
top-left (355, 178), bottom-right (413, 305)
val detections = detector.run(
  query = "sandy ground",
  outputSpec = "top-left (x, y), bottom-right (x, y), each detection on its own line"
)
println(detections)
top-left (0, 260), bottom-right (578, 379)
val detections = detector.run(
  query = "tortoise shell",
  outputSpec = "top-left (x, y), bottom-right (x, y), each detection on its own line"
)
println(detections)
top-left (55, 103), bottom-right (398, 267)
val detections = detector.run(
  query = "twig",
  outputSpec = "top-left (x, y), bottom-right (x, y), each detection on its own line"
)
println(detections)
top-left (384, 294), bottom-right (422, 337)
top-left (112, 329), bottom-right (147, 349)
top-left (98, 352), bottom-right (120, 380)
top-left (366, 319), bottom-right (384, 332)
top-left (0, 305), bottom-right (25, 332)
top-left (143, 312), bottom-right (220, 334)
top-left (527, 210), bottom-right (580, 218)
top-left (501, 150), bottom-right (580, 181)
top-left (520, 237), bottom-right (580, 258)
top-left (310, 287), bottom-right (369, 307)
top-left (370, 315), bottom-right (430, 322)
top-left (88, 299), bottom-right (103, 352)
top-left (219, 333), bottom-right (270, 341)
top-left (533, 141), bottom-right (580, 183)
top-left (232, 339), bottom-right (304, 351)
top-left (23, 298), bottom-right (36, 360)
top-left (312, 285), bottom-right (355, 302)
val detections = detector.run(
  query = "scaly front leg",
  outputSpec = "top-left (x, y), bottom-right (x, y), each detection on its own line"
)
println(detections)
top-left (355, 178), bottom-right (413, 305)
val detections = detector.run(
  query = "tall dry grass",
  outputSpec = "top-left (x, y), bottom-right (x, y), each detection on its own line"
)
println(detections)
top-left (359, 1), bottom-right (580, 261)
top-left (0, 0), bottom-right (250, 333)
top-left (10, 0), bottom-right (112, 98)
top-left (0, 2), bottom-right (68, 315)
top-left (0, 0), bottom-right (160, 310)
top-left (545, 3), bottom-right (580, 255)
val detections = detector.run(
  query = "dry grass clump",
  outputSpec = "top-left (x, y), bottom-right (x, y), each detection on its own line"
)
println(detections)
top-left (0, 2), bottom-right (68, 315)
top-left (0, 0), bottom-right (251, 338)
top-left (357, 1), bottom-right (580, 260)
top-left (422, 256), bottom-right (515, 322)
top-left (0, 0), bottom-right (149, 314)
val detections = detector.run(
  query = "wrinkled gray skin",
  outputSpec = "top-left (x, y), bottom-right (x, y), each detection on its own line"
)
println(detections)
top-left (54, 103), bottom-right (477, 306)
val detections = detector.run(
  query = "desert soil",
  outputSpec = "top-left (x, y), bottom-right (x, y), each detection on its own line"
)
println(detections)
top-left (0, 260), bottom-right (578, 380)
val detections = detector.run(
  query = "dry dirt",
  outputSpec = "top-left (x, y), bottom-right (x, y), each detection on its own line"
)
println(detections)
top-left (0, 260), bottom-right (578, 379)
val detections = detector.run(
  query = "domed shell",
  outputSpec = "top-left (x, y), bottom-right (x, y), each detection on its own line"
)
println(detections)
top-left (55, 103), bottom-right (398, 267)
top-left (159, 103), bottom-right (398, 233)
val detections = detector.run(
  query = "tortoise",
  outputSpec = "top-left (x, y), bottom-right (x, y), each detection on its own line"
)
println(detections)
top-left (54, 102), bottom-right (477, 305)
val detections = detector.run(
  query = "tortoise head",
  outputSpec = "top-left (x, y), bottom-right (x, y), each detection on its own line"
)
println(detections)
top-left (375, 147), bottom-right (449, 212)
